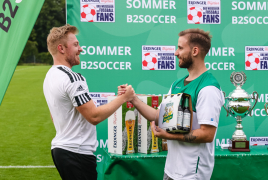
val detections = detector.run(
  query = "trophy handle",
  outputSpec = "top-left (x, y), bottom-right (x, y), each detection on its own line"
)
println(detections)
top-left (250, 91), bottom-right (258, 116)
top-left (264, 103), bottom-right (268, 116)
top-left (222, 91), bottom-right (229, 117)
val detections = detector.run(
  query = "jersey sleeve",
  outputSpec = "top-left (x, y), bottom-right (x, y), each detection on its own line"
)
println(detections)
top-left (65, 75), bottom-right (91, 107)
top-left (196, 86), bottom-right (225, 127)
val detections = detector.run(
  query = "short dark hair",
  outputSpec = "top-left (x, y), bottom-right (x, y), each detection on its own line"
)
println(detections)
top-left (179, 29), bottom-right (212, 57)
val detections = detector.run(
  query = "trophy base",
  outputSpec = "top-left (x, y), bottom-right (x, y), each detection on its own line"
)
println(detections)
top-left (228, 140), bottom-right (250, 152)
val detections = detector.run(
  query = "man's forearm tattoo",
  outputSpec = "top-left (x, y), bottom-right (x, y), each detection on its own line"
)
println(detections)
top-left (183, 131), bottom-right (197, 142)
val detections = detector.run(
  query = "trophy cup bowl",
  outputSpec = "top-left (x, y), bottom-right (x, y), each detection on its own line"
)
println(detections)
top-left (223, 72), bottom-right (258, 152)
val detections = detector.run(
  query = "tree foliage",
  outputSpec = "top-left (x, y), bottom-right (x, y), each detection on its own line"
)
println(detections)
top-left (33, 0), bottom-right (66, 53)
top-left (19, 0), bottom-right (66, 64)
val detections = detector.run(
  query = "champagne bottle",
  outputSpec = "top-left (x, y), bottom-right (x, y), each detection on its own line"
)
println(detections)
top-left (177, 98), bottom-right (183, 130)
top-left (182, 97), bottom-right (190, 132)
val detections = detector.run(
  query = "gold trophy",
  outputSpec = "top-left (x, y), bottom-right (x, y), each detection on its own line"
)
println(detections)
top-left (125, 111), bottom-right (135, 154)
top-left (223, 72), bottom-right (258, 152)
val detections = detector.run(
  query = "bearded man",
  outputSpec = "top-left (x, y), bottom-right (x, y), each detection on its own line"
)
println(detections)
top-left (118, 29), bottom-right (225, 180)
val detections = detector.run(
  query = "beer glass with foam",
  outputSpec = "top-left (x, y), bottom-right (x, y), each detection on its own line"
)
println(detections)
top-left (125, 110), bottom-right (135, 154)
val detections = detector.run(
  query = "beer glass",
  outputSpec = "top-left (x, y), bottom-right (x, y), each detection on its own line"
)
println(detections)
top-left (125, 110), bottom-right (135, 154)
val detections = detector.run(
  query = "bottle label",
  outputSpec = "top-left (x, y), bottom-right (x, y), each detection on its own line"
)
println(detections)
top-left (163, 102), bottom-right (173, 123)
top-left (183, 112), bottom-right (191, 128)
top-left (177, 111), bottom-right (183, 126)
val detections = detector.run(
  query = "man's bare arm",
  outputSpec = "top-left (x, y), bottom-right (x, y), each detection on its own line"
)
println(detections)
top-left (76, 85), bottom-right (135, 125)
top-left (131, 96), bottom-right (159, 122)
top-left (118, 84), bottom-right (159, 122)
top-left (151, 122), bottom-right (216, 143)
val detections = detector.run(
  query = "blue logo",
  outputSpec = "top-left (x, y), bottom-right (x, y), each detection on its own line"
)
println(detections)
top-left (211, 118), bottom-right (214, 121)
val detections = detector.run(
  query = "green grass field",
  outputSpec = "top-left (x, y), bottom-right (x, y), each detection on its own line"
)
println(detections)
top-left (0, 66), bottom-right (61, 179)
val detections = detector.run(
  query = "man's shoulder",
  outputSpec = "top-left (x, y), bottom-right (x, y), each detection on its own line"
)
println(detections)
top-left (45, 66), bottom-right (69, 83)
top-left (55, 66), bottom-right (86, 84)
top-left (198, 86), bottom-right (224, 106)
top-left (171, 75), bottom-right (188, 87)
top-left (200, 71), bottom-right (221, 89)
top-left (199, 86), bottom-right (221, 94)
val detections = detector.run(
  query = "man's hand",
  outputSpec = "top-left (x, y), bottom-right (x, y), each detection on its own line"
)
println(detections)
top-left (121, 85), bottom-right (135, 102)
top-left (118, 84), bottom-right (127, 96)
top-left (151, 121), bottom-right (170, 139)
top-left (77, 85), bottom-right (135, 125)
top-left (118, 84), bottom-right (159, 122)
top-left (151, 121), bottom-right (215, 143)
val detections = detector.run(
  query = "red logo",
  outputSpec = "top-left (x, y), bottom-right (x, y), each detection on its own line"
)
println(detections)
top-left (151, 96), bottom-right (159, 108)
top-left (127, 102), bottom-right (134, 109)
top-left (142, 53), bottom-right (158, 70)
top-left (207, 1), bottom-right (220, 5)
top-left (81, 4), bottom-right (96, 22)
top-left (188, 7), bottom-right (203, 24)
top-left (162, 47), bottom-right (175, 51)
top-left (245, 53), bottom-right (260, 70)
top-left (101, 0), bottom-right (114, 3)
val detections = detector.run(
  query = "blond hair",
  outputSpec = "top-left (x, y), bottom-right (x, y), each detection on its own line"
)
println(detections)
top-left (47, 24), bottom-right (79, 55)
top-left (179, 29), bottom-right (212, 57)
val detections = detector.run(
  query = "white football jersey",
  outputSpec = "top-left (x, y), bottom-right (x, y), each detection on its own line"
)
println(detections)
top-left (163, 86), bottom-right (224, 180)
top-left (43, 65), bottom-right (97, 155)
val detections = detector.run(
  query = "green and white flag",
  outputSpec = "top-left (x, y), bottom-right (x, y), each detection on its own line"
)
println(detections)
top-left (0, 0), bottom-right (45, 105)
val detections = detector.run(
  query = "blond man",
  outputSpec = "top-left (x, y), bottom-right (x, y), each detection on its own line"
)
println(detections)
top-left (43, 24), bottom-right (135, 180)
top-left (119, 29), bottom-right (225, 180)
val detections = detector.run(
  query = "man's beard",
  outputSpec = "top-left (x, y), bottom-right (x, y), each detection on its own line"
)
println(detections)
top-left (179, 52), bottom-right (193, 69)
top-left (66, 55), bottom-right (79, 67)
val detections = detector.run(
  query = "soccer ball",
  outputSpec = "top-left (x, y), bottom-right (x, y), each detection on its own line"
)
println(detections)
top-left (142, 53), bottom-right (158, 70)
top-left (81, 4), bottom-right (96, 22)
top-left (188, 7), bottom-right (203, 24)
top-left (245, 53), bottom-right (260, 70)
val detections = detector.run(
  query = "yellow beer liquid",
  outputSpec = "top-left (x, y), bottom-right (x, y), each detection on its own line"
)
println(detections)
top-left (126, 119), bottom-right (135, 154)
top-left (151, 125), bottom-right (159, 153)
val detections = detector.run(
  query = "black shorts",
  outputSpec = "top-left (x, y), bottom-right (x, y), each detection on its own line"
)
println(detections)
top-left (51, 148), bottom-right (97, 180)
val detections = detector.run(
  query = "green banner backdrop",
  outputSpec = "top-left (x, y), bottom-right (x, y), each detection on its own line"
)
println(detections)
top-left (67, 0), bottom-right (268, 178)
top-left (0, 0), bottom-right (45, 105)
